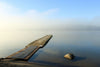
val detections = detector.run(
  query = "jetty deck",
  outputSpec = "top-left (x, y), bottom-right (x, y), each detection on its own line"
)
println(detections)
top-left (6, 35), bottom-right (52, 61)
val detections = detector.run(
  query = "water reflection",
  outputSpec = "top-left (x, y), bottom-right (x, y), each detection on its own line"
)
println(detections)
top-left (29, 31), bottom-right (100, 67)
top-left (72, 56), bottom-right (86, 62)
top-left (0, 31), bottom-right (100, 67)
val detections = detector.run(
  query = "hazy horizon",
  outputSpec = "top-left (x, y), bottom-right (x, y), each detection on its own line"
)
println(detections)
top-left (0, 0), bottom-right (100, 31)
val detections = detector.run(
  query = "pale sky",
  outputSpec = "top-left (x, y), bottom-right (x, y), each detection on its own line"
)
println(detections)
top-left (0, 0), bottom-right (100, 31)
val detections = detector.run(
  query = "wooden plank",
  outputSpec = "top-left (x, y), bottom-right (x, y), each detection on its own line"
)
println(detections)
top-left (26, 35), bottom-right (52, 47)
top-left (11, 46), bottom-right (37, 59)
top-left (24, 46), bottom-right (40, 60)
top-left (6, 35), bottom-right (52, 60)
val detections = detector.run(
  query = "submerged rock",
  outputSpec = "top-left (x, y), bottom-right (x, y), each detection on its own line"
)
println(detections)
top-left (64, 53), bottom-right (75, 60)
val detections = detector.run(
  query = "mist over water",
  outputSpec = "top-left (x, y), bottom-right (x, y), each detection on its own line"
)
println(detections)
top-left (0, 30), bottom-right (100, 67)
top-left (0, 1), bottom-right (100, 67)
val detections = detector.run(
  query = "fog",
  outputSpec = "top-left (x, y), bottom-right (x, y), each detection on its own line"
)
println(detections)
top-left (0, 2), bottom-right (100, 32)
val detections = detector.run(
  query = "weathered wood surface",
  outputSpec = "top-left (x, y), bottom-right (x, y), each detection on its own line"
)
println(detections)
top-left (6, 35), bottom-right (52, 60)
top-left (26, 35), bottom-right (52, 47)
top-left (9, 46), bottom-right (37, 59)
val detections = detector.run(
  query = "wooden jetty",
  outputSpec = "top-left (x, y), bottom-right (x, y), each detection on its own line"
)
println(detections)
top-left (6, 35), bottom-right (52, 61)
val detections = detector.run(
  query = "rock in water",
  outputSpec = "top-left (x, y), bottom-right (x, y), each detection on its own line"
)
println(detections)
top-left (64, 53), bottom-right (75, 60)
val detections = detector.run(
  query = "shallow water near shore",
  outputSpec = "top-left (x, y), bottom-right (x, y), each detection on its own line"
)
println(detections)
top-left (0, 31), bottom-right (100, 67)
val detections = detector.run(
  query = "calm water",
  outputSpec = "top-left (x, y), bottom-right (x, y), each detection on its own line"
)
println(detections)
top-left (0, 31), bottom-right (100, 67)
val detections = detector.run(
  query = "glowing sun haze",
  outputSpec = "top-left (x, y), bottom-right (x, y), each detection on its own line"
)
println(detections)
top-left (0, 2), bottom-right (59, 31)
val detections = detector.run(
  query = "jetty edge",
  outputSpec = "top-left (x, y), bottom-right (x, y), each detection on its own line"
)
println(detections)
top-left (5, 35), bottom-right (53, 61)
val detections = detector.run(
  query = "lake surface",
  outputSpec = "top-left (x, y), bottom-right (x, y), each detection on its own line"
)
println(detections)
top-left (0, 31), bottom-right (100, 67)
